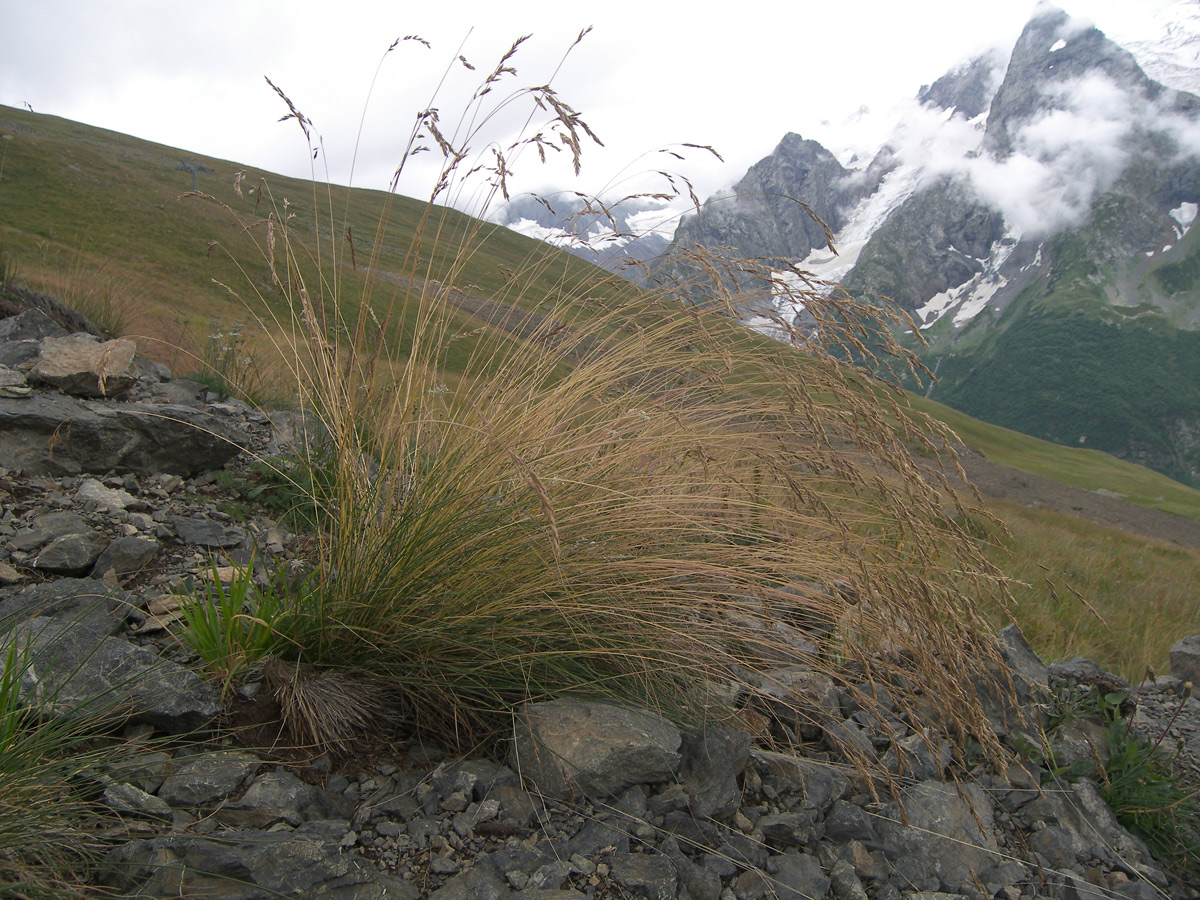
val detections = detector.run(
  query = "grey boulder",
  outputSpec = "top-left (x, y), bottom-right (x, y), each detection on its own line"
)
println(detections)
top-left (0, 394), bottom-right (248, 476)
top-left (510, 699), bottom-right (682, 801)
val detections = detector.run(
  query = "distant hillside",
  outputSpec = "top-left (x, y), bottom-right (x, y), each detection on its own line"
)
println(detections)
top-left (3, 101), bottom-right (1200, 528)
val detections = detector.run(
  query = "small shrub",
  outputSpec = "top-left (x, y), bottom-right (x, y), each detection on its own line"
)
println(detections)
top-left (1036, 679), bottom-right (1200, 878)
top-left (1101, 689), bottom-right (1200, 878)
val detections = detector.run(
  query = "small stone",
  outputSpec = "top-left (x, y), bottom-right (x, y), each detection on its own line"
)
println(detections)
top-left (429, 856), bottom-right (460, 876)
top-left (0, 560), bottom-right (22, 584)
top-left (441, 790), bottom-right (470, 812)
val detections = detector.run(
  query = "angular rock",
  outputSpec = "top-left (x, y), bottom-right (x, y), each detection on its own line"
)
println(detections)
top-left (745, 666), bottom-right (841, 738)
top-left (102, 821), bottom-right (420, 899)
top-left (0, 395), bottom-right (249, 476)
top-left (30, 334), bottom-right (138, 399)
top-left (76, 477), bottom-right (137, 512)
top-left (224, 769), bottom-right (355, 827)
top-left (881, 732), bottom-right (952, 782)
top-left (13, 615), bottom-right (221, 733)
top-left (101, 779), bottom-right (173, 820)
top-left (996, 623), bottom-right (1051, 697)
top-left (1022, 779), bottom-right (1162, 881)
top-left (31, 531), bottom-right (107, 575)
top-left (0, 365), bottom-right (30, 398)
top-left (678, 722), bottom-right (751, 819)
top-left (0, 561), bottom-right (21, 585)
top-left (91, 535), bottom-right (159, 579)
top-left (759, 809), bottom-right (821, 849)
top-left (0, 307), bottom-right (71, 342)
top-left (171, 515), bottom-right (248, 548)
top-left (510, 700), bottom-right (681, 802)
top-left (875, 780), bottom-right (1001, 893)
top-left (1168, 634), bottom-right (1200, 685)
top-left (429, 865), bottom-right (509, 900)
top-left (0, 340), bottom-right (41, 370)
top-left (768, 851), bottom-right (830, 900)
top-left (0, 577), bottom-right (132, 632)
top-left (823, 799), bottom-right (878, 842)
top-left (1047, 718), bottom-right (1110, 772)
top-left (609, 851), bottom-right (677, 900)
top-left (158, 751), bottom-right (263, 807)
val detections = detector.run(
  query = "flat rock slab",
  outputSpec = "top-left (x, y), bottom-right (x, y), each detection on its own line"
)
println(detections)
top-left (0, 395), bottom-right (248, 476)
top-left (172, 515), bottom-right (247, 548)
top-left (13, 615), bottom-right (220, 733)
top-left (510, 699), bottom-right (681, 802)
top-left (30, 334), bottom-right (138, 398)
top-left (157, 751), bottom-right (263, 807)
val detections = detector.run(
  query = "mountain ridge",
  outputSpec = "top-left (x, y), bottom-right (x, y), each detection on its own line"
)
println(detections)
top-left (651, 4), bottom-right (1200, 486)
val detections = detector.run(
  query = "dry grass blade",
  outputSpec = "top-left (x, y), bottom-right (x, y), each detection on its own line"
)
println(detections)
top-left (263, 657), bottom-right (392, 755)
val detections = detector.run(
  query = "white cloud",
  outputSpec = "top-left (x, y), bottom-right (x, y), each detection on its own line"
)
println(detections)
top-left (879, 69), bottom-right (1195, 237)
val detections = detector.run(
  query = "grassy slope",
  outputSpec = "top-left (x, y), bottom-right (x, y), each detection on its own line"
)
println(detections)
top-left (910, 395), bottom-right (1200, 522)
top-left (2, 104), bottom-right (1198, 679)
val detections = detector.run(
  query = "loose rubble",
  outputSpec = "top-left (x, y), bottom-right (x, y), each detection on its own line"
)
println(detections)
top-left (1, 303), bottom-right (1198, 898)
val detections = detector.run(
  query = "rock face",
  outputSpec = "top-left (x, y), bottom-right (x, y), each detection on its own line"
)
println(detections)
top-left (0, 304), bottom-right (259, 476)
top-left (667, 133), bottom-right (869, 267)
top-left (841, 177), bottom-right (1007, 311)
top-left (0, 394), bottom-right (250, 477)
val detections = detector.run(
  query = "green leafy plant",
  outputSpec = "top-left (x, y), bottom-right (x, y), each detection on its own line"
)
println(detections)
top-left (1101, 687), bottom-right (1200, 878)
top-left (176, 558), bottom-right (300, 695)
top-left (1036, 679), bottom-right (1200, 877)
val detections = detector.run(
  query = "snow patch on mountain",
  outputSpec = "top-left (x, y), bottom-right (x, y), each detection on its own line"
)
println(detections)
top-left (1171, 201), bottom-right (1198, 238)
top-left (915, 233), bottom-right (1020, 329)
top-left (1115, 0), bottom-right (1200, 97)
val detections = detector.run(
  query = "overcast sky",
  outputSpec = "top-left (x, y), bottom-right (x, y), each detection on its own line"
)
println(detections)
top-left (2, 0), bottom-right (1190, 222)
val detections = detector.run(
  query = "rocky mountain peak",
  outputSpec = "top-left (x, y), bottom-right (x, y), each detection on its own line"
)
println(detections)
top-left (983, 4), bottom-right (1163, 157)
top-left (917, 47), bottom-right (1008, 119)
top-left (667, 132), bottom-right (865, 268)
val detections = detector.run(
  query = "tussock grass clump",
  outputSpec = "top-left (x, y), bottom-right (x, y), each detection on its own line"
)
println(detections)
top-left (199, 32), bottom-right (1013, 757)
